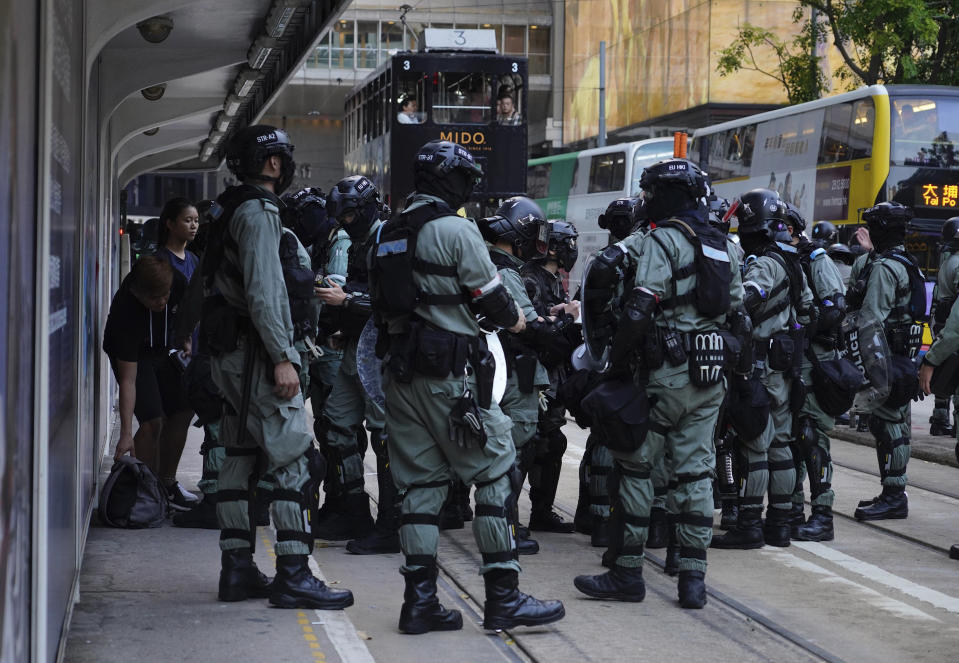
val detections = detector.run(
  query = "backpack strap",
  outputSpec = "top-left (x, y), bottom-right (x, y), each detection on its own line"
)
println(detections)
top-left (648, 222), bottom-right (698, 311)
top-left (395, 200), bottom-right (469, 306)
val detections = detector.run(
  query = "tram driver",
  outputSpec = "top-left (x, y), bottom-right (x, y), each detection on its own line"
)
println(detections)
top-left (397, 94), bottom-right (423, 124)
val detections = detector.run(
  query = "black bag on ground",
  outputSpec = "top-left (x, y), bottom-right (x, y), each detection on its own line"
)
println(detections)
top-left (808, 352), bottom-right (863, 416)
top-left (581, 376), bottom-right (651, 453)
top-left (99, 456), bottom-right (167, 528)
top-left (883, 355), bottom-right (920, 409)
top-left (727, 375), bottom-right (770, 441)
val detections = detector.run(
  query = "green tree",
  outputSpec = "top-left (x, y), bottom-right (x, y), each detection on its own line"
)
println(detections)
top-left (717, 9), bottom-right (827, 104)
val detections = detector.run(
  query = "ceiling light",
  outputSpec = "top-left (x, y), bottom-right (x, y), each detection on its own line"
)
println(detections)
top-left (248, 36), bottom-right (278, 69)
top-left (136, 16), bottom-right (174, 44)
top-left (223, 95), bottom-right (243, 116)
top-left (209, 130), bottom-right (226, 145)
top-left (233, 69), bottom-right (263, 97)
top-left (140, 83), bottom-right (167, 101)
top-left (530, 25), bottom-right (538, 29)
top-left (216, 113), bottom-right (232, 132)
top-left (142, 127), bottom-right (159, 136)
top-left (201, 141), bottom-right (215, 161)
top-left (266, 0), bottom-right (308, 38)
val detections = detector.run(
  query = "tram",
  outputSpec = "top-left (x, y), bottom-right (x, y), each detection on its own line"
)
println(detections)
top-left (690, 85), bottom-right (959, 275)
top-left (343, 29), bottom-right (528, 211)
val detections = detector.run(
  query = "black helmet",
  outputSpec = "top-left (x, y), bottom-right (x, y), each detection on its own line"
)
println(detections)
top-left (731, 188), bottom-right (788, 240)
top-left (827, 243), bottom-right (855, 265)
top-left (862, 201), bottom-right (913, 250)
top-left (783, 202), bottom-right (806, 236)
top-left (414, 140), bottom-right (483, 208)
top-left (281, 187), bottom-right (335, 248)
top-left (480, 196), bottom-right (549, 260)
top-left (548, 220), bottom-right (579, 270)
top-left (326, 175), bottom-right (381, 240)
top-left (941, 217), bottom-right (959, 245)
top-left (639, 159), bottom-right (709, 220)
top-left (599, 196), bottom-right (646, 241)
top-left (812, 221), bottom-right (838, 245)
top-left (225, 124), bottom-right (296, 194)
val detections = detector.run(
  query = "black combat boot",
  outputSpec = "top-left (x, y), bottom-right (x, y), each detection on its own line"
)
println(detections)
top-left (172, 495), bottom-right (219, 529)
top-left (664, 518), bottom-right (680, 576)
top-left (645, 507), bottom-right (668, 549)
top-left (218, 549), bottom-right (272, 602)
top-left (574, 564), bottom-right (646, 602)
top-left (269, 555), bottom-right (354, 609)
top-left (529, 509), bottom-right (575, 533)
top-left (762, 506), bottom-right (792, 547)
top-left (483, 569), bottom-right (565, 630)
top-left (788, 502), bottom-right (805, 538)
top-left (398, 566), bottom-right (463, 634)
top-left (929, 417), bottom-right (954, 437)
top-left (719, 501), bottom-right (738, 531)
top-left (711, 508), bottom-right (764, 549)
top-left (346, 453), bottom-right (401, 555)
top-left (854, 487), bottom-right (908, 520)
top-left (794, 505), bottom-right (834, 541)
top-left (590, 515), bottom-right (609, 548)
top-left (856, 415), bottom-right (870, 432)
top-left (678, 570), bottom-right (707, 609)
top-left (516, 527), bottom-right (540, 555)
top-left (313, 493), bottom-right (374, 541)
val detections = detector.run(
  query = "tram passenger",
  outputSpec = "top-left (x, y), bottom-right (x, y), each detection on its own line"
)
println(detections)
top-left (496, 87), bottom-right (521, 126)
top-left (203, 124), bottom-right (353, 609)
top-left (369, 139), bottom-right (564, 634)
top-left (397, 94), bottom-right (423, 124)
top-left (574, 159), bottom-right (742, 609)
top-left (103, 255), bottom-right (193, 509)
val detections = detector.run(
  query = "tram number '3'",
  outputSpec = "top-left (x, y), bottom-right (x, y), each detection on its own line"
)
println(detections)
top-left (511, 62), bottom-right (518, 73)
top-left (403, 59), bottom-right (410, 70)
top-left (454, 30), bottom-right (466, 45)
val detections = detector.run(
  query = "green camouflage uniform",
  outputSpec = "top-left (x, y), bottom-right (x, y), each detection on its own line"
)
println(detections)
top-left (931, 249), bottom-right (959, 427)
top-left (383, 194), bottom-right (519, 574)
top-left (211, 189), bottom-right (315, 557)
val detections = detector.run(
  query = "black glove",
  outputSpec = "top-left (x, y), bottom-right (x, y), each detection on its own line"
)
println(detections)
top-left (448, 389), bottom-right (487, 450)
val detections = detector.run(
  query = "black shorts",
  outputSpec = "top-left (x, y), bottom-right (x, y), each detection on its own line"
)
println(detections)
top-left (134, 353), bottom-right (190, 422)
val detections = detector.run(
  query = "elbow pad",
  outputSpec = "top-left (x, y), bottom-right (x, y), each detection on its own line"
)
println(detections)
top-left (609, 287), bottom-right (658, 366)
top-left (743, 281), bottom-right (766, 315)
top-left (473, 282), bottom-right (520, 330)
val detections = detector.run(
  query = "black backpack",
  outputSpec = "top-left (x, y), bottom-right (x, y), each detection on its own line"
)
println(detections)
top-left (369, 199), bottom-right (458, 318)
top-left (98, 456), bottom-right (167, 528)
top-left (650, 218), bottom-right (731, 319)
top-left (883, 249), bottom-right (928, 321)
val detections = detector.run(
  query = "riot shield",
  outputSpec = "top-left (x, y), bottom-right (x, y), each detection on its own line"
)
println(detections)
top-left (356, 318), bottom-right (385, 408)
top-left (484, 330), bottom-right (508, 404)
top-left (580, 256), bottom-right (616, 363)
top-left (570, 342), bottom-right (607, 373)
top-left (841, 309), bottom-right (891, 413)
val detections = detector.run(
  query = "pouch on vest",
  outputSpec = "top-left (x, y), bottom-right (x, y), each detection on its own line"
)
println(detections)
top-left (688, 331), bottom-right (728, 387)
top-left (767, 333), bottom-right (795, 372)
top-left (581, 377), bottom-right (651, 453)
top-left (883, 355), bottom-right (919, 409)
top-left (808, 352), bottom-right (863, 416)
top-left (658, 220), bottom-right (731, 318)
top-left (99, 456), bottom-right (167, 528)
top-left (931, 353), bottom-right (959, 398)
top-left (472, 343), bottom-right (495, 409)
top-left (413, 325), bottom-right (466, 378)
top-left (727, 375), bottom-right (770, 440)
top-left (200, 295), bottom-right (241, 357)
top-left (513, 351), bottom-right (537, 394)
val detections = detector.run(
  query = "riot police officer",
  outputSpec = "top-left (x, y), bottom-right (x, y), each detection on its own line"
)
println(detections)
top-left (205, 124), bottom-right (353, 609)
top-left (313, 176), bottom-right (397, 553)
top-left (575, 159), bottom-right (744, 609)
top-left (370, 140), bottom-right (564, 634)
top-left (521, 219), bottom-right (581, 533)
top-left (712, 189), bottom-right (814, 550)
top-left (929, 217), bottom-right (959, 436)
top-left (848, 202), bottom-right (922, 520)
top-left (784, 205), bottom-right (846, 541)
top-left (477, 197), bottom-right (554, 554)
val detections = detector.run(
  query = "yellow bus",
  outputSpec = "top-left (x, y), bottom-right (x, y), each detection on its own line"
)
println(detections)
top-left (690, 85), bottom-right (959, 275)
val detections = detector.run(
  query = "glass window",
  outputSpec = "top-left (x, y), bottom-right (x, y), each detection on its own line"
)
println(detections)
top-left (356, 21), bottom-right (378, 69)
top-left (528, 25), bottom-right (550, 75)
top-left (819, 102), bottom-right (852, 163)
top-left (528, 163), bottom-right (552, 199)
top-left (588, 152), bottom-right (626, 194)
top-left (741, 125), bottom-right (757, 167)
top-left (504, 25), bottom-right (525, 55)
top-left (848, 99), bottom-right (874, 160)
top-left (380, 20), bottom-right (403, 64)
top-left (396, 70), bottom-right (427, 124)
top-left (311, 31), bottom-right (330, 68)
top-left (707, 132), bottom-right (728, 180)
top-left (332, 19), bottom-right (355, 69)
top-left (891, 97), bottom-right (959, 167)
top-left (433, 72), bottom-right (493, 125)
top-left (493, 73), bottom-right (523, 125)
top-left (630, 141), bottom-right (674, 195)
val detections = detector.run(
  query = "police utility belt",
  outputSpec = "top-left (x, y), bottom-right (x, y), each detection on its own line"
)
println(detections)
top-left (385, 318), bottom-right (497, 409)
top-left (642, 327), bottom-right (738, 388)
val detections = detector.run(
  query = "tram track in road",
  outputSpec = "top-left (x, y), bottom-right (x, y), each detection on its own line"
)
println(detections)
top-left (831, 459), bottom-right (959, 501)
top-left (542, 493), bottom-right (845, 663)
